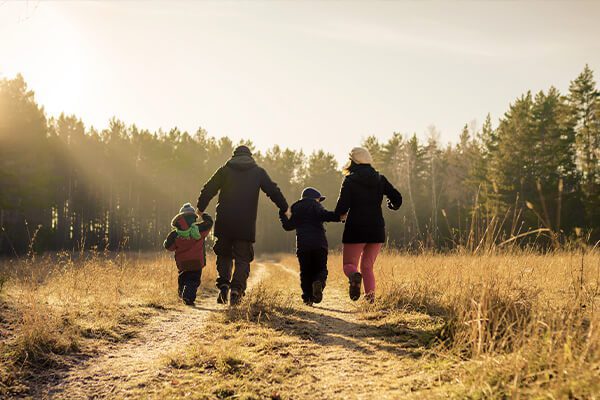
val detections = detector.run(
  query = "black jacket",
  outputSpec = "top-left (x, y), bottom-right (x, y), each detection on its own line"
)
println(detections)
top-left (197, 155), bottom-right (288, 242)
top-left (334, 164), bottom-right (402, 243)
top-left (280, 198), bottom-right (339, 252)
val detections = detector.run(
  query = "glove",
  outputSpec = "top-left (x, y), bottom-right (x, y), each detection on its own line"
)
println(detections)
top-left (387, 199), bottom-right (400, 210)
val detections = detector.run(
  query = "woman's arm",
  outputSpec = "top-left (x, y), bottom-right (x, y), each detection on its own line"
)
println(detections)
top-left (382, 175), bottom-right (402, 210)
top-left (334, 177), bottom-right (352, 217)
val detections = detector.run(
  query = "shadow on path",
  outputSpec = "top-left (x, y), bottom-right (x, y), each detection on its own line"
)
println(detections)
top-left (228, 302), bottom-right (442, 359)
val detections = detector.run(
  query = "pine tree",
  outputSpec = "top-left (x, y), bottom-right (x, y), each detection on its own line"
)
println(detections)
top-left (568, 65), bottom-right (600, 229)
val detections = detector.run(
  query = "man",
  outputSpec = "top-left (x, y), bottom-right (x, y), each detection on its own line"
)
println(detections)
top-left (197, 145), bottom-right (289, 305)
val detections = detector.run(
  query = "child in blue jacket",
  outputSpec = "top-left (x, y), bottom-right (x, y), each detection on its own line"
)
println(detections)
top-left (279, 187), bottom-right (340, 305)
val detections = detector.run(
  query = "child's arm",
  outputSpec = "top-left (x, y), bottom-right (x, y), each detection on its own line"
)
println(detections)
top-left (279, 210), bottom-right (296, 231)
top-left (318, 204), bottom-right (340, 222)
top-left (163, 230), bottom-right (178, 251)
top-left (197, 213), bottom-right (214, 238)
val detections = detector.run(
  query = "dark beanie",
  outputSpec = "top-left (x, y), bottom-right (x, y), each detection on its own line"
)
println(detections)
top-left (301, 187), bottom-right (326, 202)
top-left (233, 145), bottom-right (252, 157)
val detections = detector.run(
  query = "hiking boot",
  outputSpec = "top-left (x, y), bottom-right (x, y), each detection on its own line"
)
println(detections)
top-left (303, 299), bottom-right (314, 307)
top-left (349, 272), bottom-right (362, 301)
top-left (229, 289), bottom-right (242, 306)
top-left (312, 281), bottom-right (324, 304)
top-left (217, 285), bottom-right (229, 304)
top-left (364, 292), bottom-right (375, 304)
top-left (183, 298), bottom-right (195, 306)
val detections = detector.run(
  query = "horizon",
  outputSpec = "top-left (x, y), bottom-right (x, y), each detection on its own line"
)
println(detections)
top-left (1, 1), bottom-right (600, 163)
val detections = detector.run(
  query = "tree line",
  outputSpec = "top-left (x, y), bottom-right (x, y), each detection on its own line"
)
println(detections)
top-left (0, 66), bottom-right (598, 255)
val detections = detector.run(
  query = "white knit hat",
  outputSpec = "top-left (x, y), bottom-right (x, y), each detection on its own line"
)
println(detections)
top-left (349, 147), bottom-right (373, 165)
top-left (179, 202), bottom-right (196, 214)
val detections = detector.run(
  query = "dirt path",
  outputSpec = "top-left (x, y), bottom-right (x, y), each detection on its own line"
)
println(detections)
top-left (39, 263), bottom-right (269, 400)
top-left (32, 261), bottom-right (441, 399)
top-left (268, 262), bottom-right (439, 399)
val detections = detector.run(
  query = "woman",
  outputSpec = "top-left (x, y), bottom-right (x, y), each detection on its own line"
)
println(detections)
top-left (334, 147), bottom-right (402, 302)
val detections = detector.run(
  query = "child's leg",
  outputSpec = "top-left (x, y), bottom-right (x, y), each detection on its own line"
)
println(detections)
top-left (343, 243), bottom-right (366, 278)
top-left (180, 269), bottom-right (202, 303)
top-left (311, 248), bottom-right (327, 304)
top-left (297, 251), bottom-right (313, 302)
top-left (177, 272), bottom-right (185, 298)
top-left (359, 243), bottom-right (383, 295)
top-left (315, 248), bottom-right (328, 288)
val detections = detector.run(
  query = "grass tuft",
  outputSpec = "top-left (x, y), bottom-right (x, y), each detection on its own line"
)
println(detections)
top-left (224, 283), bottom-right (295, 323)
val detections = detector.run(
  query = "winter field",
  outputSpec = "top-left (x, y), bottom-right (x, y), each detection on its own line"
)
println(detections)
top-left (0, 250), bottom-right (599, 399)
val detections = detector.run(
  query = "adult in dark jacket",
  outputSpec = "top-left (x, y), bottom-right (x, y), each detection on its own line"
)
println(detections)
top-left (334, 147), bottom-right (402, 302)
top-left (197, 145), bottom-right (289, 305)
top-left (279, 187), bottom-right (339, 305)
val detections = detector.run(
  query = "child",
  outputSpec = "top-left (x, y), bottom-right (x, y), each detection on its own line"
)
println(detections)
top-left (279, 187), bottom-right (340, 305)
top-left (164, 203), bottom-right (213, 306)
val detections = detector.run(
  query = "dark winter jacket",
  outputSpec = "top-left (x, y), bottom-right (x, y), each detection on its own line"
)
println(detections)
top-left (197, 155), bottom-right (288, 242)
top-left (334, 164), bottom-right (402, 243)
top-left (279, 198), bottom-right (339, 252)
top-left (164, 212), bottom-right (213, 271)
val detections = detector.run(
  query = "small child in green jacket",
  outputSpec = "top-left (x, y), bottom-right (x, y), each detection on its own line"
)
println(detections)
top-left (164, 203), bottom-right (213, 306)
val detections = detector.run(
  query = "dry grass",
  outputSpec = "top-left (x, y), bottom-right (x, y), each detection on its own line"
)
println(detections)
top-left (0, 251), bottom-right (215, 396)
top-left (2, 250), bottom-right (599, 398)
top-left (155, 252), bottom-right (600, 399)
top-left (324, 250), bottom-right (600, 398)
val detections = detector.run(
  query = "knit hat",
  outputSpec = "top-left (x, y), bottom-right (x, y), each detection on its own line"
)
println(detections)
top-left (349, 147), bottom-right (373, 165)
top-left (171, 204), bottom-right (198, 230)
top-left (301, 187), bottom-right (326, 202)
top-left (233, 145), bottom-right (252, 157)
top-left (179, 202), bottom-right (196, 214)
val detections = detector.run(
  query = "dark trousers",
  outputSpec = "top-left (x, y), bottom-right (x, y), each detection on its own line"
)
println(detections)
top-left (213, 237), bottom-right (254, 293)
top-left (178, 270), bottom-right (202, 302)
top-left (297, 248), bottom-right (328, 302)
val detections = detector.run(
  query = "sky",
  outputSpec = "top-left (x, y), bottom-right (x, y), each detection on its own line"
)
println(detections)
top-left (1, 1), bottom-right (600, 163)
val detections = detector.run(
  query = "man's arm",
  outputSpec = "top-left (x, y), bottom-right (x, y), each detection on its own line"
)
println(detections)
top-left (259, 168), bottom-right (289, 211)
top-left (197, 167), bottom-right (224, 212)
top-left (279, 210), bottom-right (296, 231)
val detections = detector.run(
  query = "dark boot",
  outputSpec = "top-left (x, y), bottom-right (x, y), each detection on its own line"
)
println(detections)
top-left (182, 297), bottom-right (195, 306)
top-left (229, 289), bottom-right (242, 306)
top-left (217, 285), bottom-right (229, 304)
top-left (349, 272), bottom-right (362, 301)
top-left (312, 281), bottom-right (323, 304)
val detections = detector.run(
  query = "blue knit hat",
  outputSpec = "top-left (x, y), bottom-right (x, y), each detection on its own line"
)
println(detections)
top-left (301, 187), bottom-right (326, 202)
top-left (179, 202), bottom-right (196, 214)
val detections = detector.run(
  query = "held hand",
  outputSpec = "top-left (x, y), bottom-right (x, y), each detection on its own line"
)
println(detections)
top-left (340, 213), bottom-right (348, 223)
top-left (285, 208), bottom-right (292, 219)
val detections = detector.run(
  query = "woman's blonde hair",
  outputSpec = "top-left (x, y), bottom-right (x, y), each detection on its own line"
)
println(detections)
top-left (342, 160), bottom-right (356, 176)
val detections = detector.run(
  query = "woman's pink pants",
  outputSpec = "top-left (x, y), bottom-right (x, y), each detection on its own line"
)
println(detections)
top-left (342, 243), bottom-right (383, 295)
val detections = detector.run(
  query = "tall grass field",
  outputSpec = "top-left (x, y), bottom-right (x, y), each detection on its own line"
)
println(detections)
top-left (0, 250), bottom-right (598, 399)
